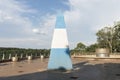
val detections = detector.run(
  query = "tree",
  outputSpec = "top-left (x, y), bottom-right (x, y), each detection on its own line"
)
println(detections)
top-left (74, 42), bottom-right (86, 54)
top-left (0, 47), bottom-right (50, 60)
top-left (86, 43), bottom-right (98, 52)
top-left (96, 27), bottom-right (114, 53)
top-left (113, 21), bottom-right (120, 52)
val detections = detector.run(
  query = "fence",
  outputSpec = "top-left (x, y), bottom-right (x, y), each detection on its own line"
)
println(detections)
top-left (0, 52), bottom-right (120, 62)
top-left (72, 52), bottom-right (120, 58)
top-left (0, 52), bottom-right (50, 62)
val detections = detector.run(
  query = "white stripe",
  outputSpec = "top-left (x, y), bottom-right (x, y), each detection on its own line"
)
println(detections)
top-left (51, 29), bottom-right (69, 48)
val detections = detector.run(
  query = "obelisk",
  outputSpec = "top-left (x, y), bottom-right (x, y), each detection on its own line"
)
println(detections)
top-left (48, 13), bottom-right (72, 70)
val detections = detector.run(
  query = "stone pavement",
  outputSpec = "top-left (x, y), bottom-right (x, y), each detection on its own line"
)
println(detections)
top-left (0, 58), bottom-right (120, 80)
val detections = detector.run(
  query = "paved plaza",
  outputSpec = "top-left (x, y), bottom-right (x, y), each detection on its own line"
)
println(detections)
top-left (0, 58), bottom-right (120, 80)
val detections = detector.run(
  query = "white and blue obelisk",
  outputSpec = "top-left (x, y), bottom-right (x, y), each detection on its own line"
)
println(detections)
top-left (48, 14), bottom-right (73, 70)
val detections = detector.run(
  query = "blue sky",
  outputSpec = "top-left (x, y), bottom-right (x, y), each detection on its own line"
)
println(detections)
top-left (0, 0), bottom-right (120, 49)
top-left (22, 0), bottom-right (69, 13)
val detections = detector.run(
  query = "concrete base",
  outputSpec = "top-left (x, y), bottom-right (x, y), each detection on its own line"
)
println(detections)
top-left (28, 56), bottom-right (32, 60)
top-left (12, 57), bottom-right (18, 62)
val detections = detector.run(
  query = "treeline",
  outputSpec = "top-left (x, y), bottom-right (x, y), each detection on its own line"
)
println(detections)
top-left (0, 47), bottom-right (50, 60)
top-left (71, 21), bottom-right (120, 54)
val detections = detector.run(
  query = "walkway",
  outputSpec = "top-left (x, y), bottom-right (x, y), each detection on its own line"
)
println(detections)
top-left (0, 58), bottom-right (120, 80)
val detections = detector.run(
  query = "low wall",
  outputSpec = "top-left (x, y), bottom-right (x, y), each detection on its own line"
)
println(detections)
top-left (73, 54), bottom-right (120, 58)
top-left (110, 55), bottom-right (120, 58)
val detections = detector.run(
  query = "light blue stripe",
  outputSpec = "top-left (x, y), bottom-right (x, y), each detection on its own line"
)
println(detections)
top-left (48, 48), bottom-right (73, 70)
top-left (55, 14), bottom-right (66, 29)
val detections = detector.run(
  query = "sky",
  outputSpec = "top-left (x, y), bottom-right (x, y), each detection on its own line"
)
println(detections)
top-left (0, 0), bottom-right (120, 49)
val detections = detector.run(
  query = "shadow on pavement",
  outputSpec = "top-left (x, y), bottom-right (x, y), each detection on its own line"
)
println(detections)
top-left (0, 60), bottom-right (120, 80)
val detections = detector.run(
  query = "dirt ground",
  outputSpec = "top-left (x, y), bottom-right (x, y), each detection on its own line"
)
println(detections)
top-left (0, 58), bottom-right (120, 80)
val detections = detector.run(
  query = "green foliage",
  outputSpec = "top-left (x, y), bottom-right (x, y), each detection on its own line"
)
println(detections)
top-left (70, 42), bottom-right (87, 55)
top-left (96, 27), bottom-right (113, 48)
top-left (0, 47), bottom-right (50, 60)
top-left (113, 22), bottom-right (120, 52)
top-left (96, 21), bottom-right (120, 53)
top-left (74, 42), bottom-right (86, 52)
top-left (86, 43), bottom-right (98, 52)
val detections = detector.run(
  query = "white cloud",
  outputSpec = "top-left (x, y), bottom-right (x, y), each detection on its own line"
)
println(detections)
top-left (0, 0), bottom-right (36, 35)
top-left (1, 0), bottom-right (120, 49)
top-left (32, 28), bottom-right (39, 33)
top-left (0, 0), bottom-right (50, 48)
top-left (0, 38), bottom-right (50, 49)
top-left (34, 14), bottom-right (56, 37)
top-left (63, 0), bottom-right (120, 48)
top-left (66, 0), bottom-right (120, 30)
top-left (30, 0), bottom-right (120, 48)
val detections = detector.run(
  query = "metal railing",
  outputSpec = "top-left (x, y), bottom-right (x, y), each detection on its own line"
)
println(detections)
top-left (0, 53), bottom-right (50, 62)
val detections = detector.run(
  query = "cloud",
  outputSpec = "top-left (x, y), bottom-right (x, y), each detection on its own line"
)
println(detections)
top-left (32, 28), bottom-right (47, 35)
top-left (28, 0), bottom-right (120, 48)
top-left (0, 0), bottom-right (49, 48)
top-left (69, 0), bottom-right (120, 30)
top-left (1, 0), bottom-right (120, 49)
top-left (0, 0), bottom-right (36, 37)
top-left (0, 38), bottom-right (49, 49)
top-left (63, 0), bottom-right (120, 48)
top-left (38, 14), bottom-right (55, 34)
